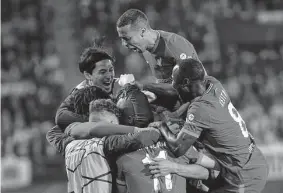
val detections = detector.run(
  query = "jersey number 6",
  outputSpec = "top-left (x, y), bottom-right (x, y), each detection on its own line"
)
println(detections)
top-left (228, 102), bottom-right (249, 138)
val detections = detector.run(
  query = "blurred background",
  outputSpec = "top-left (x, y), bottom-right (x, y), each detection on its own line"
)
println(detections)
top-left (1, 0), bottom-right (283, 192)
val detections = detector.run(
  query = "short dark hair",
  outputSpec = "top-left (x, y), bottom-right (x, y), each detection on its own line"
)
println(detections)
top-left (78, 47), bottom-right (114, 74)
top-left (79, 37), bottom-right (114, 74)
top-left (117, 9), bottom-right (149, 28)
top-left (177, 58), bottom-right (205, 83)
top-left (73, 86), bottom-right (110, 116)
top-left (89, 99), bottom-right (121, 118)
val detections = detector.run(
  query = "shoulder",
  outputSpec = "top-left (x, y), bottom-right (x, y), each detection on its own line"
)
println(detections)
top-left (64, 122), bottom-right (82, 135)
top-left (167, 32), bottom-right (192, 47)
top-left (117, 150), bottom-right (145, 164)
top-left (186, 100), bottom-right (212, 124)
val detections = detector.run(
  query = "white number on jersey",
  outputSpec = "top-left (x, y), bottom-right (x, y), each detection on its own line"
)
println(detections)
top-left (142, 150), bottom-right (172, 191)
top-left (228, 102), bottom-right (249, 138)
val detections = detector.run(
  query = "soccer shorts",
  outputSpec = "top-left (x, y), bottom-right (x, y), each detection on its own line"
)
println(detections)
top-left (211, 147), bottom-right (268, 193)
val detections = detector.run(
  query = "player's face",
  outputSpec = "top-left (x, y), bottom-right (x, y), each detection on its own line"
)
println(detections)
top-left (89, 111), bottom-right (119, 124)
top-left (117, 25), bottom-right (147, 53)
top-left (172, 66), bottom-right (194, 102)
top-left (85, 59), bottom-right (115, 93)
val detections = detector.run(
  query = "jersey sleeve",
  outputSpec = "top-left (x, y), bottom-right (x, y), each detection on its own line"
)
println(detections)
top-left (103, 130), bottom-right (160, 158)
top-left (55, 89), bottom-right (87, 130)
top-left (46, 125), bottom-right (75, 156)
top-left (183, 102), bottom-right (211, 134)
top-left (168, 34), bottom-right (199, 62)
top-left (172, 102), bottom-right (210, 156)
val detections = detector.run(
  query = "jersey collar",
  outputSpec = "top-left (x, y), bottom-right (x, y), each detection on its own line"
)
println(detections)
top-left (190, 79), bottom-right (213, 103)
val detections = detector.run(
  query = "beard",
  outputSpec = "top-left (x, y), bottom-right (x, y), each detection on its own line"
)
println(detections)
top-left (177, 89), bottom-right (195, 103)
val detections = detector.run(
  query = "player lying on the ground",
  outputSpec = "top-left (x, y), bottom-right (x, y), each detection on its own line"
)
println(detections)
top-left (116, 9), bottom-right (206, 110)
top-left (150, 58), bottom-right (269, 193)
top-left (64, 94), bottom-right (160, 193)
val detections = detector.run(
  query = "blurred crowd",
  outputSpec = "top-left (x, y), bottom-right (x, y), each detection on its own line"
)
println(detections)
top-left (1, 0), bottom-right (283, 168)
top-left (1, 0), bottom-right (65, 166)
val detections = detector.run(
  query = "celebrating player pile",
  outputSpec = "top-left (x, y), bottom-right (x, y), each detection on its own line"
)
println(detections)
top-left (46, 8), bottom-right (269, 193)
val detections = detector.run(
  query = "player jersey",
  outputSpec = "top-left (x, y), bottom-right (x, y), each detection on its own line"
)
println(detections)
top-left (142, 30), bottom-right (200, 83)
top-left (116, 142), bottom-right (186, 193)
top-left (183, 76), bottom-right (254, 169)
top-left (65, 138), bottom-right (112, 193)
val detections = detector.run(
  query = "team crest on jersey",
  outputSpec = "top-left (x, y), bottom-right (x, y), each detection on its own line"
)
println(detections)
top-left (186, 114), bottom-right (194, 122)
top-left (180, 53), bottom-right (187, 59)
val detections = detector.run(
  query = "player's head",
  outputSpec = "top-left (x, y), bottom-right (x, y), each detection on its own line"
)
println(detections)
top-left (79, 45), bottom-right (115, 93)
top-left (73, 85), bottom-right (112, 117)
top-left (89, 99), bottom-right (121, 124)
top-left (172, 58), bottom-right (205, 100)
top-left (116, 9), bottom-right (151, 53)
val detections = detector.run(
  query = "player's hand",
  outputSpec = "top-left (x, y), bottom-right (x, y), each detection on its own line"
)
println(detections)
top-left (142, 90), bottom-right (157, 103)
top-left (118, 74), bottom-right (135, 87)
top-left (166, 121), bottom-right (180, 134)
top-left (148, 121), bottom-right (163, 128)
top-left (135, 81), bottom-right (144, 90)
top-left (148, 158), bottom-right (178, 178)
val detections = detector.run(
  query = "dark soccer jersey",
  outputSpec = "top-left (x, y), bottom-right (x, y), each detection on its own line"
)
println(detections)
top-left (183, 76), bottom-right (253, 169)
top-left (116, 143), bottom-right (186, 193)
top-left (143, 30), bottom-right (200, 82)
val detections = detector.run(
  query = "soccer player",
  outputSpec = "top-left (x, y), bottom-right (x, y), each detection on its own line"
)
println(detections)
top-left (46, 46), bottom-right (154, 155)
top-left (55, 42), bottom-right (116, 130)
top-left (152, 58), bottom-right (268, 193)
top-left (116, 141), bottom-right (220, 193)
top-left (63, 89), bottom-right (161, 193)
top-left (116, 9), bottom-right (206, 109)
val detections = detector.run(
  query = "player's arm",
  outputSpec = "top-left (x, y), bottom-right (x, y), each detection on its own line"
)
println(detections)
top-left (103, 129), bottom-right (160, 158)
top-left (46, 125), bottom-right (75, 155)
top-left (174, 146), bottom-right (216, 170)
top-left (141, 82), bottom-right (178, 97)
top-left (64, 122), bottom-right (139, 139)
top-left (157, 104), bottom-right (208, 157)
top-left (55, 90), bottom-right (87, 130)
top-left (158, 122), bottom-right (202, 157)
top-left (149, 158), bottom-right (210, 180)
top-left (174, 163), bottom-right (209, 180)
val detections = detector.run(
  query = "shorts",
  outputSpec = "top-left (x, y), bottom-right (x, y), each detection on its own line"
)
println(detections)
top-left (211, 147), bottom-right (269, 193)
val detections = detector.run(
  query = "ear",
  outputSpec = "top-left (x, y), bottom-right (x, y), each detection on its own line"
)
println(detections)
top-left (183, 78), bottom-right (190, 86)
top-left (141, 28), bottom-right (146, 37)
top-left (84, 71), bottom-right (92, 80)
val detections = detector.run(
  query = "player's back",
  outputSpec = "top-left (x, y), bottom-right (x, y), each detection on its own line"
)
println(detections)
top-left (116, 142), bottom-right (186, 193)
top-left (65, 138), bottom-right (112, 193)
top-left (191, 76), bottom-right (254, 168)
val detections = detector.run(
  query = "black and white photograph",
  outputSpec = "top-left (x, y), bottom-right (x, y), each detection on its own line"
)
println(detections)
top-left (1, 0), bottom-right (283, 193)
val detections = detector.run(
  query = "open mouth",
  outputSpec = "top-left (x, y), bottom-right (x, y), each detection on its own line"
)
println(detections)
top-left (102, 79), bottom-right (113, 89)
top-left (103, 81), bottom-right (112, 87)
